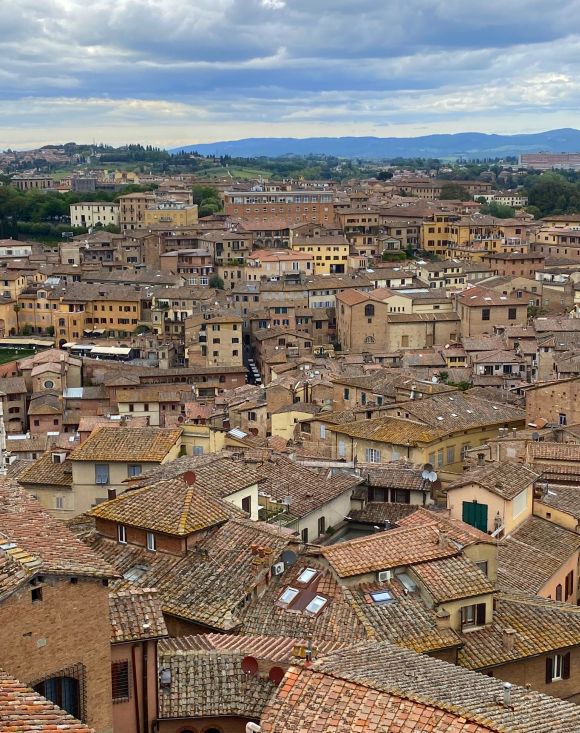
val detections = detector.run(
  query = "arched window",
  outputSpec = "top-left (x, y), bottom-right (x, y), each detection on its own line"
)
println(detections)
top-left (364, 304), bottom-right (375, 317)
top-left (34, 676), bottom-right (80, 720)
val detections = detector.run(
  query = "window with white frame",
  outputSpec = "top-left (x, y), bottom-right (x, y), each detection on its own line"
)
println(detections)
top-left (365, 448), bottom-right (381, 463)
top-left (146, 532), bottom-right (156, 552)
top-left (117, 525), bottom-right (127, 544)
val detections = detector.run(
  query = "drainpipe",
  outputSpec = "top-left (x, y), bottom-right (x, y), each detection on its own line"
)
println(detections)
top-left (131, 643), bottom-right (141, 733)
top-left (142, 641), bottom-right (149, 733)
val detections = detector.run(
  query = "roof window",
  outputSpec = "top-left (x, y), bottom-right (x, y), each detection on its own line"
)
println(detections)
top-left (370, 590), bottom-right (394, 604)
top-left (297, 567), bottom-right (317, 584)
top-left (305, 595), bottom-right (328, 615)
top-left (279, 587), bottom-right (300, 605)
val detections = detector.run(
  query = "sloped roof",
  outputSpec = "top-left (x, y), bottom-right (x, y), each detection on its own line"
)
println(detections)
top-left (69, 426), bottom-right (182, 462)
top-left (446, 461), bottom-right (539, 500)
top-left (109, 588), bottom-right (168, 643)
top-left (0, 479), bottom-right (114, 598)
top-left (0, 670), bottom-right (93, 732)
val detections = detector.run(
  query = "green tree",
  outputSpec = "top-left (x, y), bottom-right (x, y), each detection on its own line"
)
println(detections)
top-left (209, 274), bottom-right (225, 290)
top-left (439, 183), bottom-right (472, 201)
top-left (480, 202), bottom-right (516, 218)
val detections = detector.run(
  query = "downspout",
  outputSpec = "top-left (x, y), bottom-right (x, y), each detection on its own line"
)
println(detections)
top-left (131, 643), bottom-right (141, 733)
top-left (142, 641), bottom-right (149, 733)
top-left (151, 640), bottom-right (159, 733)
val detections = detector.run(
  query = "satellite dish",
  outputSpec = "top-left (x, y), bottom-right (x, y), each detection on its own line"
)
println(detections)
top-left (241, 656), bottom-right (259, 677)
top-left (268, 667), bottom-right (285, 686)
top-left (427, 471), bottom-right (438, 483)
top-left (182, 471), bottom-right (196, 486)
top-left (281, 550), bottom-right (298, 567)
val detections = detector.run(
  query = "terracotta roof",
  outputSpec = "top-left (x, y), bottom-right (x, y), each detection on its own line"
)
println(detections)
top-left (261, 664), bottom-right (494, 733)
top-left (303, 639), bottom-right (580, 732)
top-left (458, 593), bottom-right (580, 673)
top-left (535, 482), bottom-right (580, 518)
top-left (397, 507), bottom-right (496, 546)
top-left (527, 441), bottom-right (580, 461)
top-left (69, 426), bottom-right (182, 462)
top-left (458, 286), bottom-right (524, 306)
top-left (109, 588), bottom-right (168, 643)
top-left (18, 452), bottom-right (73, 488)
top-left (321, 524), bottom-right (457, 578)
top-left (0, 670), bottom-right (93, 732)
top-left (449, 460), bottom-right (538, 501)
top-left (157, 648), bottom-right (275, 721)
top-left (412, 555), bottom-right (493, 602)
top-left (497, 516), bottom-right (580, 595)
top-left (251, 455), bottom-right (360, 519)
top-left (0, 377), bottom-right (26, 395)
top-left (239, 558), bottom-right (367, 643)
top-left (0, 480), bottom-right (114, 599)
top-left (90, 474), bottom-right (242, 535)
top-left (363, 464), bottom-right (428, 491)
top-left (330, 416), bottom-right (445, 445)
top-left (349, 502), bottom-right (419, 526)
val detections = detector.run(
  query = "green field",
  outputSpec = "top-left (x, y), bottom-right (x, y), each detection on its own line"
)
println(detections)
top-left (195, 165), bottom-right (272, 179)
top-left (0, 348), bottom-right (35, 365)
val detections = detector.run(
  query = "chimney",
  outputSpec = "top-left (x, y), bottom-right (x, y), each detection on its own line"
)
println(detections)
top-left (108, 488), bottom-right (117, 500)
top-left (435, 608), bottom-right (451, 630)
top-left (438, 530), bottom-right (448, 548)
top-left (512, 428), bottom-right (517, 438)
top-left (503, 627), bottom-right (516, 653)
top-left (503, 681), bottom-right (513, 708)
top-left (477, 452), bottom-right (485, 467)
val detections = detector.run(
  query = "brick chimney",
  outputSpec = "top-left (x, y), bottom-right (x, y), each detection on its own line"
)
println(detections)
top-left (503, 627), bottom-right (516, 653)
top-left (435, 608), bottom-right (451, 630)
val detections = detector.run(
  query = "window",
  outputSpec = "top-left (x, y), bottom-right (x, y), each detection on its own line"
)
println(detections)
top-left (44, 379), bottom-right (55, 389)
top-left (279, 587), bottom-right (299, 605)
top-left (117, 525), bottom-right (127, 544)
top-left (370, 590), bottom-right (393, 604)
top-left (241, 496), bottom-right (252, 515)
top-left (146, 532), bottom-right (156, 552)
top-left (95, 464), bottom-right (109, 485)
top-left (482, 308), bottom-right (490, 321)
top-left (461, 603), bottom-right (486, 629)
top-left (364, 303), bottom-right (375, 318)
top-left (31, 587), bottom-right (43, 603)
top-left (55, 496), bottom-right (64, 510)
top-left (556, 584), bottom-right (563, 601)
top-left (437, 449), bottom-right (444, 467)
top-left (297, 568), bottom-right (317, 584)
top-left (319, 424), bottom-right (326, 439)
top-left (508, 307), bottom-right (517, 320)
top-left (475, 561), bottom-right (488, 577)
top-left (546, 652), bottom-right (570, 682)
top-left (565, 570), bottom-right (575, 601)
top-left (248, 411), bottom-right (257, 421)
top-left (111, 661), bottom-right (130, 702)
top-left (446, 446), bottom-right (455, 464)
top-left (559, 413), bottom-right (567, 426)
top-left (318, 516), bottom-right (326, 536)
top-left (34, 676), bottom-right (80, 720)
top-left (305, 595), bottom-right (328, 615)
top-left (343, 388), bottom-right (350, 400)
top-left (365, 448), bottom-right (381, 463)
top-left (301, 527), bottom-right (309, 544)
top-left (127, 464), bottom-right (141, 478)
top-left (401, 335), bottom-right (409, 347)
top-left (392, 489), bottom-right (410, 504)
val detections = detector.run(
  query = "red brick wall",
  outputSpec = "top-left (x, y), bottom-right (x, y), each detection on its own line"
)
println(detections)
top-left (0, 577), bottom-right (112, 732)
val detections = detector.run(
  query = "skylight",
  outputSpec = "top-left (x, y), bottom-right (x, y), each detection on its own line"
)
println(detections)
top-left (370, 590), bottom-right (394, 604)
top-left (123, 565), bottom-right (149, 581)
top-left (279, 587), bottom-right (299, 605)
top-left (297, 568), bottom-right (317, 584)
top-left (305, 595), bottom-right (328, 614)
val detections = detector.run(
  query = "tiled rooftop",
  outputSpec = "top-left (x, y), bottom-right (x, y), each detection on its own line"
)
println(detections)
top-left (0, 480), bottom-right (114, 599)
top-left (412, 555), bottom-right (493, 602)
top-left (69, 426), bottom-right (182, 462)
top-left (109, 588), bottom-right (168, 643)
top-left (18, 451), bottom-right (73, 488)
top-left (446, 461), bottom-right (539, 501)
top-left (0, 670), bottom-right (93, 732)
top-left (90, 474), bottom-right (242, 535)
top-left (321, 524), bottom-right (457, 578)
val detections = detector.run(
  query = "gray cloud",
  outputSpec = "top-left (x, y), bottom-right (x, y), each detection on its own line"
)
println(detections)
top-left (1, 0), bottom-right (580, 147)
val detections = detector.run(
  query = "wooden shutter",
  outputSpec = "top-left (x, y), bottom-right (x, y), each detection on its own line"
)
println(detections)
top-left (476, 603), bottom-right (486, 626)
top-left (563, 652), bottom-right (571, 680)
top-left (545, 656), bottom-right (553, 684)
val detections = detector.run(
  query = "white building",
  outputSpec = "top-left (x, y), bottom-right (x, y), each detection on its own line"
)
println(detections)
top-left (70, 202), bottom-right (120, 228)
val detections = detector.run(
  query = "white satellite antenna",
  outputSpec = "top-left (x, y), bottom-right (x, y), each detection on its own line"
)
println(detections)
top-left (421, 463), bottom-right (438, 483)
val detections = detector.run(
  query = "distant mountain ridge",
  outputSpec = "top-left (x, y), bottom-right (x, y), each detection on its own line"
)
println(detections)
top-left (170, 128), bottom-right (580, 160)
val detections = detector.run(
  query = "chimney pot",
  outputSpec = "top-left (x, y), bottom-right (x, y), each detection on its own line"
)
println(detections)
top-left (477, 452), bottom-right (485, 467)
top-left (108, 488), bottom-right (117, 500)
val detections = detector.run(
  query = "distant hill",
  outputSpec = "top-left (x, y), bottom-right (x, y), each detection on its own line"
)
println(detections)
top-left (170, 128), bottom-right (580, 160)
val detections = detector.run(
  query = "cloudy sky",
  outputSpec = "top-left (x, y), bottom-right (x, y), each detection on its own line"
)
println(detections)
top-left (1, 0), bottom-right (579, 149)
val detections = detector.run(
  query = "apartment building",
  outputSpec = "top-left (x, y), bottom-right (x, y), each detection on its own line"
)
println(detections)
top-left (70, 202), bottom-right (120, 228)
top-left (188, 313), bottom-right (244, 368)
top-left (224, 189), bottom-right (335, 225)
top-left (247, 249), bottom-right (313, 281)
top-left (143, 201), bottom-right (198, 228)
top-left (455, 286), bottom-right (529, 337)
top-left (290, 236), bottom-right (350, 275)
top-left (117, 192), bottom-right (156, 230)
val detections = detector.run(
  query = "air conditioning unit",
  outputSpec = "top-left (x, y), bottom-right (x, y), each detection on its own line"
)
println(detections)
top-left (272, 562), bottom-right (285, 576)
top-left (377, 570), bottom-right (393, 582)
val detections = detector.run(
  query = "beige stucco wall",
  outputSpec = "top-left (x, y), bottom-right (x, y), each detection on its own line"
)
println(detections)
top-left (446, 483), bottom-right (532, 535)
